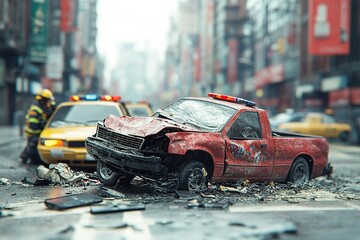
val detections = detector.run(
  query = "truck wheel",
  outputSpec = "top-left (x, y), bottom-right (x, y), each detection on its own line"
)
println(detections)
top-left (179, 161), bottom-right (208, 191)
top-left (288, 157), bottom-right (309, 185)
top-left (97, 161), bottom-right (120, 186)
top-left (339, 131), bottom-right (349, 142)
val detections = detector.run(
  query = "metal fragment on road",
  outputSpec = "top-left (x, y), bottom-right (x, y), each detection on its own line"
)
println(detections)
top-left (0, 178), bottom-right (11, 185)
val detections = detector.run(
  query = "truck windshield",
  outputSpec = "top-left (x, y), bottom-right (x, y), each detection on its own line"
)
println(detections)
top-left (157, 99), bottom-right (237, 132)
top-left (48, 104), bottom-right (121, 127)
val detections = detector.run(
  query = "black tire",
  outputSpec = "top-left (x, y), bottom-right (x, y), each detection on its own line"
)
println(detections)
top-left (339, 131), bottom-right (349, 142)
top-left (97, 161), bottom-right (120, 186)
top-left (287, 157), bottom-right (310, 185)
top-left (179, 161), bottom-right (208, 191)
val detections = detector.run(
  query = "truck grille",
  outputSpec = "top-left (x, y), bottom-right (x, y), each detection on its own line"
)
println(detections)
top-left (96, 126), bottom-right (144, 150)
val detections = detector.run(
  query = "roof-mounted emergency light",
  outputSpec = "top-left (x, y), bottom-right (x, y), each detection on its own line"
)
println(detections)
top-left (208, 93), bottom-right (256, 107)
top-left (70, 95), bottom-right (121, 102)
top-left (100, 95), bottom-right (121, 101)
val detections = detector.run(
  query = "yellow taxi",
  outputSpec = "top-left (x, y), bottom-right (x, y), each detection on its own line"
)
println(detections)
top-left (278, 112), bottom-right (351, 142)
top-left (37, 94), bottom-right (129, 168)
top-left (124, 101), bottom-right (154, 117)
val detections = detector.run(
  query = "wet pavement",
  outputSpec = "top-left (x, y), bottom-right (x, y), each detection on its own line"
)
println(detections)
top-left (1, 125), bottom-right (360, 239)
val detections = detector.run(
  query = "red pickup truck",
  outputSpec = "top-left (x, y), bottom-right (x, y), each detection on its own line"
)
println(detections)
top-left (85, 93), bottom-right (332, 191)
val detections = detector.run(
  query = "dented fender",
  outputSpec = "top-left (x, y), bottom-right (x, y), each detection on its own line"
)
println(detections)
top-left (166, 132), bottom-right (226, 180)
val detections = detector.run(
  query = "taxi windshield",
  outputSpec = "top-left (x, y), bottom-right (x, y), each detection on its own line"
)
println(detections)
top-left (48, 104), bottom-right (120, 127)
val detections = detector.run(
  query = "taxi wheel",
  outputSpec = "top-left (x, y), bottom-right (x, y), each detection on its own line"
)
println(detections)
top-left (288, 157), bottom-right (309, 185)
top-left (97, 161), bottom-right (120, 186)
top-left (178, 161), bottom-right (208, 191)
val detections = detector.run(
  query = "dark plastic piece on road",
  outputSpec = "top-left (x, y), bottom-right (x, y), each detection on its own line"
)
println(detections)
top-left (0, 211), bottom-right (14, 218)
top-left (153, 179), bottom-right (179, 193)
top-left (186, 202), bottom-right (230, 209)
top-left (239, 222), bottom-right (297, 238)
top-left (99, 186), bottom-right (126, 198)
top-left (44, 193), bottom-right (103, 210)
top-left (22, 177), bottom-right (51, 186)
top-left (174, 190), bottom-right (198, 200)
top-left (90, 203), bottom-right (146, 214)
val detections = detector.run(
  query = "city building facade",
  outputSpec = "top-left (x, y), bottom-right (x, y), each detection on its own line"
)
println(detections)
top-left (164, 0), bottom-right (360, 143)
top-left (0, 0), bottom-right (100, 125)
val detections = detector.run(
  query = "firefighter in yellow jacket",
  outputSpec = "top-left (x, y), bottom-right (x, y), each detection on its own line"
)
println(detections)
top-left (20, 89), bottom-right (54, 164)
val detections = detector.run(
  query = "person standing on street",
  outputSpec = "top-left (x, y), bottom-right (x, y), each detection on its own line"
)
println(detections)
top-left (19, 89), bottom-right (54, 164)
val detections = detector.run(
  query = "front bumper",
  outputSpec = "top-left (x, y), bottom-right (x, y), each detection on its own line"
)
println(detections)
top-left (85, 136), bottom-right (165, 175)
top-left (37, 146), bottom-right (96, 167)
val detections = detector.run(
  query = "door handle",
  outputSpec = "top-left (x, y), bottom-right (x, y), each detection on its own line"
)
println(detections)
top-left (260, 143), bottom-right (267, 148)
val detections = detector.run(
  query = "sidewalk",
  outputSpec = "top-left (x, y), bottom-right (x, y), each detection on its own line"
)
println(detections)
top-left (0, 125), bottom-right (25, 147)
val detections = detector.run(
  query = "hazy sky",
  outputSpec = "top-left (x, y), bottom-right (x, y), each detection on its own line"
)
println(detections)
top-left (96, 0), bottom-right (178, 79)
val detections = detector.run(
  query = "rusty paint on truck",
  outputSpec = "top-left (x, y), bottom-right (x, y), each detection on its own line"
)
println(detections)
top-left (86, 95), bottom-right (331, 187)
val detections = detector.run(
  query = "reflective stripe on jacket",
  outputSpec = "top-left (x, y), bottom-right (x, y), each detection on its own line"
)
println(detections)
top-left (24, 103), bottom-right (48, 137)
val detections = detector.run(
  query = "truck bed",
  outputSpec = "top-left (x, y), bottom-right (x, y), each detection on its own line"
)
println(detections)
top-left (272, 130), bottom-right (323, 138)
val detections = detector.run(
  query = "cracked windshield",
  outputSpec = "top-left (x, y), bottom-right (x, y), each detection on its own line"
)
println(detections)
top-left (1, 0), bottom-right (360, 239)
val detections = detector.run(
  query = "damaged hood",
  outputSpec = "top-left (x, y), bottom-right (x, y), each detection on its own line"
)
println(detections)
top-left (103, 114), bottom-right (201, 137)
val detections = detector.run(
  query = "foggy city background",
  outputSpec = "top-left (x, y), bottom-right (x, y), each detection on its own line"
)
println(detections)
top-left (0, 0), bottom-right (359, 144)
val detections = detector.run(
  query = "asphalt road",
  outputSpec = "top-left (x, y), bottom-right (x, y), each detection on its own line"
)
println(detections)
top-left (0, 138), bottom-right (360, 240)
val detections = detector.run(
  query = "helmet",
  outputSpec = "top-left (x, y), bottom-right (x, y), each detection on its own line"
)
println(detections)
top-left (36, 89), bottom-right (53, 100)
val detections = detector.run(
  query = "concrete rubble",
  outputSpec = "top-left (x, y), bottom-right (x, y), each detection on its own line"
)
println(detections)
top-left (36, 163), bottom-right (85, 185)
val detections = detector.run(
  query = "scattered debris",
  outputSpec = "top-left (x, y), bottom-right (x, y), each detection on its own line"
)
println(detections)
top-left (99, 186), bottom-right (125, 198)
top-left (238, 222), bottom-right (297, 238)
top-left (90, 203), bottom-right (146, 214)
top-left (0, 178), bottom-right (11, 185)
top-left (0, 210), bottom-right (14, 218)
top-left (37, 163), bottom-right (85, 185)
top-left (156, 219), bottom-right (174, 225)
top-left (83, 222), bottom-right (129, 229)
top-left (186, 199), bottom-right (230, 209)
top-left (219, 185), bottom-right (246, 193)
top-left (21, 177), bottom-right (51, 186)
top-left (44, 193), bottom-right (103, 210)
top-left (153, 179), bottom-right (179, 193)
top-left (200, 192), bottom-right (216, 198)
top-left (174, 190), bottom-right (198, 200)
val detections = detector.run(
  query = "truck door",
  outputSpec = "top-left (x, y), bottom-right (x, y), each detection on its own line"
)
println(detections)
top-left (223, 111), bottom-right (273, 181)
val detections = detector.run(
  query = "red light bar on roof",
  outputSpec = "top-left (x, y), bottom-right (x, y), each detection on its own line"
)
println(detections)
top-left (69, 95), bottom-right (121, 102)
top-left (99, 95), bottom-right (121, 102)
top-left (208, 93), bottom-right (256, 107)
top-left (70, 95), bottom-right (81, 101)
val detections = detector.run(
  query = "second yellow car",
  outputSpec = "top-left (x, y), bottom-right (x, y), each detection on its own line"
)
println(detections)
top-left (278, 112), bottom-right (351, 142)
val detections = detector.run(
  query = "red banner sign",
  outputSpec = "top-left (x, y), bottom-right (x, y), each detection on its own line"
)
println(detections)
top-left (60, 0), bottom-right (77, 32)
top-left (308, 0), bottom-right (350, 55)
